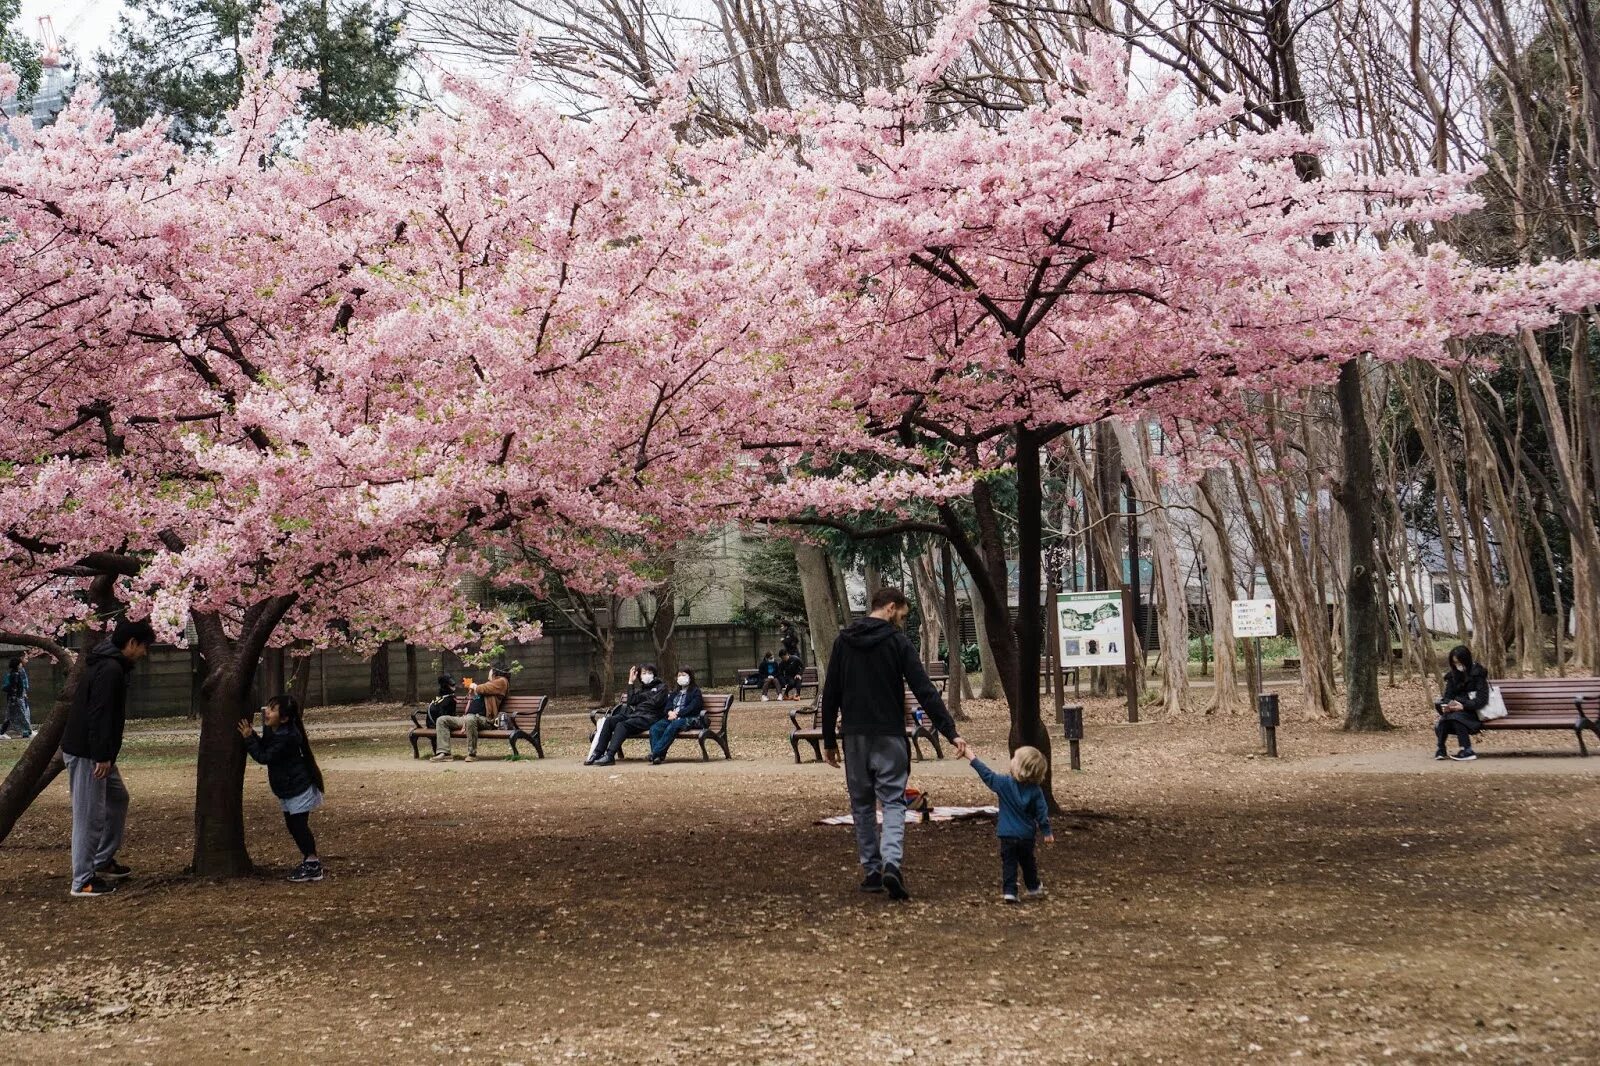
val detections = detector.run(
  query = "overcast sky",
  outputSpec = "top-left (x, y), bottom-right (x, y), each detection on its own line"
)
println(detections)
top-left (20, 0), bottom-right (121, 65)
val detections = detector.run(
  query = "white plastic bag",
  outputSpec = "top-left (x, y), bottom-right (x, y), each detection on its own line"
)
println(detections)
top-left (1478, 686), bottom-right (1509, 721)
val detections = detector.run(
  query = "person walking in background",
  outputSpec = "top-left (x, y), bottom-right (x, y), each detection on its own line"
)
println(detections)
top-left (238, 693), bottom-right (328, 882)
top-left (1, 656), bottom-right (31, 739)
top-left (960, 744), bottom-right (1053, 903)
top-left (780, 619), bottom-right (800, 659)
top-left (61, 618), bottom-right (154, 898)
top-left (821, 587), bottom-right (965, 901)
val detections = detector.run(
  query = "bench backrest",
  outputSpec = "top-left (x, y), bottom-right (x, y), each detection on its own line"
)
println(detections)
top-left (701, 693), bottom-right (734, 733)
top-left (1492, 678), bottom-right (1600, 717)
top-left (454, 694), bottom-right (548, 729)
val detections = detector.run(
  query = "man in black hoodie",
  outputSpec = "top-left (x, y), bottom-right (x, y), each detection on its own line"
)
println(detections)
top-left (61, 618), bottom-right (154, 898)
top-left (821, 587), bottom-right (964, 901)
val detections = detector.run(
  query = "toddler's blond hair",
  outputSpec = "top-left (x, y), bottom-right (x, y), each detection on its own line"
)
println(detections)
top-left (1010, 746), bottom-right (1048, 785)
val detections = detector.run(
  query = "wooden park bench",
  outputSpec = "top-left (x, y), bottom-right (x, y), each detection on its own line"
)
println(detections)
top-left (586, 693), bottom-right (737, 760)
top-left (408, 695), bottom-right (548, 759)
top-left (1476, 677), bottom-right (1600, 755)
top-left (737, 666), bottom-right (817, 701)
top-left (788, 691), bottom-right (944, 763)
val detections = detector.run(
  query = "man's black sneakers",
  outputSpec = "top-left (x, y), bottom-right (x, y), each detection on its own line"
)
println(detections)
top-left (1433, 750), bottom-right (1447, 761)
top-left (882, 864), bottom-right (910, 901)
top-left (1450, 749), bottom-right (1478, 761)
top-left (288, 861), bottom-right (325, 883)
top-left (70, 878), bottom-right (118, 898)
top-left (96, 861), bottom-right (132, 880)
top-left (859, 871), bottom-right (884, 893)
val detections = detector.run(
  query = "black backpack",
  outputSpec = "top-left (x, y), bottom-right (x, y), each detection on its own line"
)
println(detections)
top-left (426, 693), bottom-right (457, 727)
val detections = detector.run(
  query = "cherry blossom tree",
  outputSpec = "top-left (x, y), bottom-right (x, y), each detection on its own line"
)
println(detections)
top-left (732, 4), bottom-right (1600, 793)
top-left (0, 15), bottom-right (786, 872)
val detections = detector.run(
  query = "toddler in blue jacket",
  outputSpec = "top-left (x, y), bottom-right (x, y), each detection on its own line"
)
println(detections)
top-left (962, 744), bottom-right (1053, 903)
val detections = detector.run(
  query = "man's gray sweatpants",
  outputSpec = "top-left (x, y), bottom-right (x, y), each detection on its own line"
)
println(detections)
top-left (843, 734), bottom-right (911, 874)
top-left (64, 754), bottom-right (128, 890)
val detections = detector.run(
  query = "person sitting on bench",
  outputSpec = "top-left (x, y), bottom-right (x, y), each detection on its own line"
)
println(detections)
top-left (1434, 644), bottom-right (1487, 762)
top-left (756, 652), bottom-right (781, 701)
top-left (647, 669), bottom-right (706, 764)
top-left (430, 666), bottom-right (509, 763)
top-left (587, 664), bottom-right (666, 766)
top-left (778, 650), bottom-right (804, 701)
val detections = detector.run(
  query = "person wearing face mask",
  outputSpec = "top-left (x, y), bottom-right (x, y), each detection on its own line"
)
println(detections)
top-left (646, 668), bottom-right (706, 764)
top-left (586, 663), bottom-right (667, 766)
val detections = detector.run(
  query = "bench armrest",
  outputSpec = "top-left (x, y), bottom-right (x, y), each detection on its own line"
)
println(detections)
top-left (410, 709), bottom-right (428, 729)
top-left (787, 706), bottom-right (805, 730)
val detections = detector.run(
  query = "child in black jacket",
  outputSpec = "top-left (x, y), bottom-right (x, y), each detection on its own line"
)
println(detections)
top-left (238, 694), bottom-right (327, 883)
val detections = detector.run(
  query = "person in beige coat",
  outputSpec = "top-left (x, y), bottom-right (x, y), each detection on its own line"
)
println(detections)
top-left (431, 667), bottom-right (509, 762)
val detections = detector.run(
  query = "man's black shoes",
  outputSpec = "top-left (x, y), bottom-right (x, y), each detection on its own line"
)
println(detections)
top-left (882, 864), bottom-right (910, 901)
top-left (859, 871), bottom-right (884, 893)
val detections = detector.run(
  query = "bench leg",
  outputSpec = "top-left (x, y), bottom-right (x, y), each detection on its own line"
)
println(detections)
top-left (928, 733), bottom-right (944, 759)
top-left (910, 736), bottom-right (924, 761)
top-left (789, 734), bottom-right (802, 763)
top-left (1575, 720), bottom-right (1594, 757)
top-left (508, 734), bottom-right (522, 760)
top-left (698, 737), bottom-right (710, 761)
top-left (409, 733), bottom-right (420, 759)
top-left (531, 732), bottom-right (544, 759)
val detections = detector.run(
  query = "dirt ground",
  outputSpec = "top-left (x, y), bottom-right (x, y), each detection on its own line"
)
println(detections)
top-left (1, 681), bottom-right (1598, 1065)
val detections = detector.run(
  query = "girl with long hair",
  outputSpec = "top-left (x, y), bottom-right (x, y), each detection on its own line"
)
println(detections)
top-left (237, 693), bottom-right (327, 882)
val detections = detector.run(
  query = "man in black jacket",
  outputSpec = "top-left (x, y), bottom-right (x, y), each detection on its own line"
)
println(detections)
top-left (61, 618), bottom-right (154, 898)
top-left (586, 664), bottom-right (667, 766)
top-left (821, 587), bottom-right (964, 901)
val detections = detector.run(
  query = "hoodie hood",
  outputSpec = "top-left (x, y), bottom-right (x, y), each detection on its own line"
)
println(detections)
top-left (839, 616), bottom-right (903, 650)
top-left (87, 639), bottom-right (126, 669)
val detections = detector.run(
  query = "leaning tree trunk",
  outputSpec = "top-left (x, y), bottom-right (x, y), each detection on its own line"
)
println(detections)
top-left (0, 634), bottom-right (84, 846)
top-left (963, 571), bottom-right (1005, 698)
top-left (795, 541), bottom-right (847, 681)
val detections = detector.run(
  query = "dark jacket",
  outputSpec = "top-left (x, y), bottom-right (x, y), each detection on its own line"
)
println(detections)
top-left (664, 686), bottom-right (706, 727)
top-left (244, 724), bottom-right (319, 799)
top-left (618, 679), bottom-right (667, 723)
top-left (780, 626), bottom-right (800, 657)
top-left (970, 757), bottom-right (1052, 839)
top-left (780, 656), bottom-right (804, 682)
top-left (758, 657), bottom-right (779, 678)
top-left (1439, 662), bottom-right (1489, 735)
top-left (61, 640), bottom-right (134, 763)
top-left (820, 617), bottom-right (955, 747)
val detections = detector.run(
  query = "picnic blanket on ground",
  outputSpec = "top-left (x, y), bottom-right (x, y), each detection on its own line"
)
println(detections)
top-left (816, 806), bottom-right (998, 826)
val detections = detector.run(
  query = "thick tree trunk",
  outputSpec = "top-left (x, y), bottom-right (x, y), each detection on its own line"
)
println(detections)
top-left (404, 643), bottom-right (419, 704)
top-left (1010, 427), bottom-right (1057, 803)
top-left (0, 635), bottom-right (83, 846)
top-left (192, 665), bottom-right (255, 877)
top-left (650, 571), bottom-right (679, 685)
top-left (795, 542), bottom-right (846, 681)
top-left (1338, 359), bottom-right (1392, 731)
top-left (369, 643), bottom-right (393, 702)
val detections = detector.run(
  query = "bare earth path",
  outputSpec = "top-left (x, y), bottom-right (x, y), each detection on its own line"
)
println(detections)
top-left (1, 682), bottom-right (1597, 1064)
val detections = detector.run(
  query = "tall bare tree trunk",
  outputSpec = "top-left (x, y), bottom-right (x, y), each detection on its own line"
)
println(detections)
top-left (369, 643), bottom-right (393, 702)
top-left (1196, 471), bottom-right (1244, 714)
top-left (1115, 420), bottom-right (1189, 715)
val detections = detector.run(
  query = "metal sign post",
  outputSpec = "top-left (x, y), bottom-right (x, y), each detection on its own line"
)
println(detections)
top-left (1231, 599), bottom-right (1279, 757)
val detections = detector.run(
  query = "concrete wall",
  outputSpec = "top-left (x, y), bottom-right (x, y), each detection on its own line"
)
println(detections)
top-left (3, 622), bottom-right (790, 720)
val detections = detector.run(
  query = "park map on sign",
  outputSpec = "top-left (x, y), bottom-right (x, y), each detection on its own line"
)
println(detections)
top-left (1059, 602), bottom-right (1121, 632)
